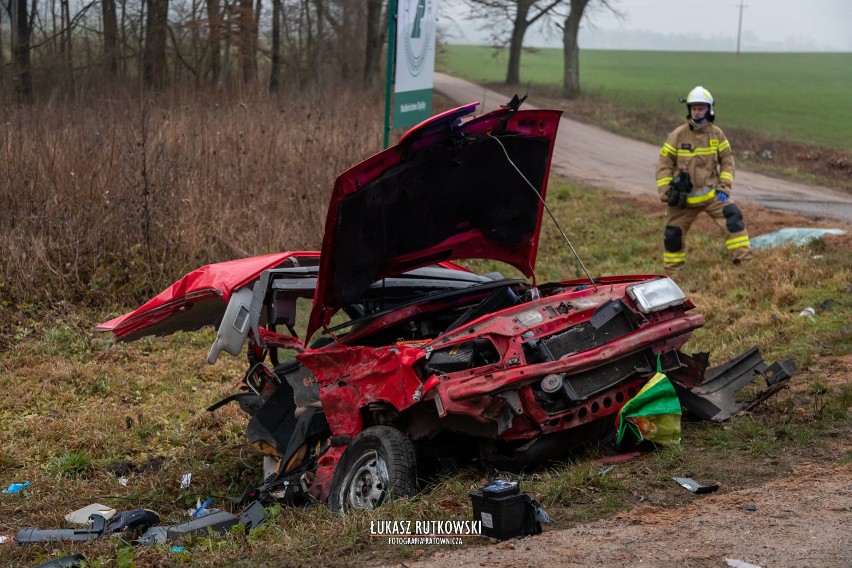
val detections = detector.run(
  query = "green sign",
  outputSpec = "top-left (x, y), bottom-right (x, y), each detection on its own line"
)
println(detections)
top-left (393, 0), bottom-right (438, 129)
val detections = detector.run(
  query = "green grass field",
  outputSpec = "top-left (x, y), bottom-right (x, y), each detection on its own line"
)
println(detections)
top-left (438, 46), bottom-right (852, 150)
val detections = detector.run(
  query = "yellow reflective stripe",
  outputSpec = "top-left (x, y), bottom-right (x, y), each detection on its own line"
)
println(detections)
top-left (657, 177), bottom-right (673, 187)
top-left (686, 188), bottom-right (716, 204)
top-left (726, 236), bottom-right (750, 249)
top-left (719, 171), bottom-right (734, 182)
top-left (718, 140), bottom-right (731, 152)
top-left (663, 252), bottom-right (686, 263)
top-left (676, 148), bottom-right (718, 157)
top-left (661, 143), bottom-right (677, 157)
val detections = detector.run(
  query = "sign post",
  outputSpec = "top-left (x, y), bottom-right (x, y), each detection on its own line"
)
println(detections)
top-left (383, 0), bottom-right (398, 148)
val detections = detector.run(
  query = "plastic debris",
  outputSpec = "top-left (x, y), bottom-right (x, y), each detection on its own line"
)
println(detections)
top-left (531, 498), bottom-right (553, 524)
top-left (165, 510), bottom-right (238, 540)
top-left (16, 514), bottom-right (108, 544)
top-left (2, 481), bottom-right (30, 494)
top-left (739, 504), bottom-right (758, 512)
top-left (191, 498), bottom-right (214, 518)
top-left (118, 477), bottom-right (129, 487)
top-left (170, 546), bottom-right (186, 553)
top-left (33, 553), bottom-right (86, 568)
top-left (137, 502), bottom-right (264, 546)
top-left (673, 476), bottom-right (719, 494)
top-left (481, 479), bottom-right (518, 496)
top-left (725, 559), bottom-right (761, 568)
top-left (65, 504), bottom-right (117, 525)
top-left (238, 501), bottom-right (268, 530)
top-left (180, 472), bottom-right (192, 489)
top-left (106, 509), bottom-right (160, 534)
top-left (750, 227), bottom-right (846, 250)
top-left (798, 307), bottom-right (816, 321)
top-left (593, 451), bottom-right (642, 466)
top-left (0, 535), bottom-right (12, 543)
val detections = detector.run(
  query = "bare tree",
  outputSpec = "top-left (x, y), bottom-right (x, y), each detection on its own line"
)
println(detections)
top-left (144, 0), bottom-right (170, 87)
top-left (560, 0), bottom-right (620, 98)
top-left (561, 0), bottom-right (587, 98)
top-left (103, 0), bottom-right (119, 75)
top-left (467, 0), bottom-right (563, 85)
top-left (269, 0), bottom-right (281, 90)
top-left (363, 0), bottom-right (385, 87)
top-left (0, 0), bottom-right (400, 96)
top-left (238, 0), bottom-right (254, 83)
top-left (60, 0), bottom-right (71, 70)
top-left (11, 0), bottom-right (32, 98)
top-left (206, 0), bottom-right (222, 83)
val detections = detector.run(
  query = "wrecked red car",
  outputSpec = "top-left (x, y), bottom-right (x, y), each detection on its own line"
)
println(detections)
top-left (98, 101), bottom-right (794, 512)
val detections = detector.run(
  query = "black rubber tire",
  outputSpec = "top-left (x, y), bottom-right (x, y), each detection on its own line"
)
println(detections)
top-left (328, 425), bottom-right (417, 514)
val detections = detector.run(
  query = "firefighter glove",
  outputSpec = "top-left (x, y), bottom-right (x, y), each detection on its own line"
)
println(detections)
top-left (668, 172), bottom-right (692, 208)
top-left (671, 171), bottom-right (692, 194)
top-left (665, 187), bottom-right (680, 206)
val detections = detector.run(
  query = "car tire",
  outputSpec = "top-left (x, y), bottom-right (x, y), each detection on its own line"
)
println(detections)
top-left (328, 425), bottom-right (417, 514)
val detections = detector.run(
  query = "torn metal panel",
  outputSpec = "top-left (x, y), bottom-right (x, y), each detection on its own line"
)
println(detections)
top-left (16, 514), bottom-right (108, 544)
top-left (668, 347), bottom-right (797, 421)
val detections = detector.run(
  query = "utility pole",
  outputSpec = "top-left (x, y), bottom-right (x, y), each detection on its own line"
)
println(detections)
top-left (736, 0), bottom-right (746, 58)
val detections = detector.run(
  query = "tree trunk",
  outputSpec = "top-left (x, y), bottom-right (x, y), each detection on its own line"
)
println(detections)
top-left (206, 0), bottom-right (221, 83)
top-left (506, 0), bottom-right (532, 85)
top-left (61, 0), bottom-right (72, 72)
top-left (562, 0), bottom-right (588, 98)
top-left (120, 0), bottom-right (129, 76)
top-left (0, 9), bottom-right (5, 70)
top-left (238, 0), bottom-right (254, 84)
top-left (310, 0), bottom-right (322, 86)
top-left (11, 0), bottom-right (32, 99)
top-left (254, 0), bottom-right (262, 79)
top-left (143, 0), bottom-right (170, 88)
top-left (103, 0), bottom-right (119, 75)
top-left (363, 0), bottom-right (382, 87)
top-left (269, 0), bottom-right (281, 91)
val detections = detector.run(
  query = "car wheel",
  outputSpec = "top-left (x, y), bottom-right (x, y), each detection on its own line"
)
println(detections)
top-left (328, 426), bottom-right (416, 514)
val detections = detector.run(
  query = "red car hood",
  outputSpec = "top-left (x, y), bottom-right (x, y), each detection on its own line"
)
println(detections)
top-left (97, 251), bottom-right (319, 341)
top-left (307, 102), bottom-right (562, 340)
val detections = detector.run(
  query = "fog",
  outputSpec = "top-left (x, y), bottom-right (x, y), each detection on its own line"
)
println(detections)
top-left (440, 0), bottom-right (852, 52)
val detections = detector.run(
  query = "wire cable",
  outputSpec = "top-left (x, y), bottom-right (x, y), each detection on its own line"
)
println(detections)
top-left (489, 135), bottom-right (597, 291)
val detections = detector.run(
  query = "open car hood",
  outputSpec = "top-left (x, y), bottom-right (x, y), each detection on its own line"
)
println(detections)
top-left (97, 252), bottom-right (320, 341)
top-left (307, 102), bottom-right (562, 340)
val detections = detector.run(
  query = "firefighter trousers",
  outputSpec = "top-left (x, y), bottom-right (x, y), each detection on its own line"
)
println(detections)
top-left (663, 199), bottom-right (753, 271)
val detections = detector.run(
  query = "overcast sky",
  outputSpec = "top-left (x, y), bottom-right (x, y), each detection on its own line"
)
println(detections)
top-left (440, 0), bottom-right (852, 52)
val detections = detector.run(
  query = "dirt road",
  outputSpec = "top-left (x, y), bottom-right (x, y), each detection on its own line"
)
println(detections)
top-left (434, 73), bottom-right (852, 224)
top-left (398, 462), bottom-right (851, 568)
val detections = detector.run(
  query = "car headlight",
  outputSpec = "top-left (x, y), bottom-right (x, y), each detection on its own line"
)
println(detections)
top-left (627, 278), bottom-right (686, 313)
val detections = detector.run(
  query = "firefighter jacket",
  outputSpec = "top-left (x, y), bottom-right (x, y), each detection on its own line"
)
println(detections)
top-left (656, 120), bottom-right (735, 207)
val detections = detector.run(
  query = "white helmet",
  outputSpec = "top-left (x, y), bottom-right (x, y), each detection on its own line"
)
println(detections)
top-left (685, 86), bottom-right (715, 122)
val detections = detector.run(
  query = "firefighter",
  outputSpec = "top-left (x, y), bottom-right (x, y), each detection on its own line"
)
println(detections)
top-left (656, 86), bottom-right (752, 272)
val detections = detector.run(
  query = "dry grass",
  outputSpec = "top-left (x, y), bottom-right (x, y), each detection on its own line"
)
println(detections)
top-left (0, 83), bottom-right (385, 316)
top-left (0, 94), bottom-right (850, 566)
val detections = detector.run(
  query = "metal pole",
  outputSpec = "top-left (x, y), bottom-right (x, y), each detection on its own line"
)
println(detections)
top-left (383, 0), bottom-right (398, 148)
top-left (736, 0), bottom-right (744, 58)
